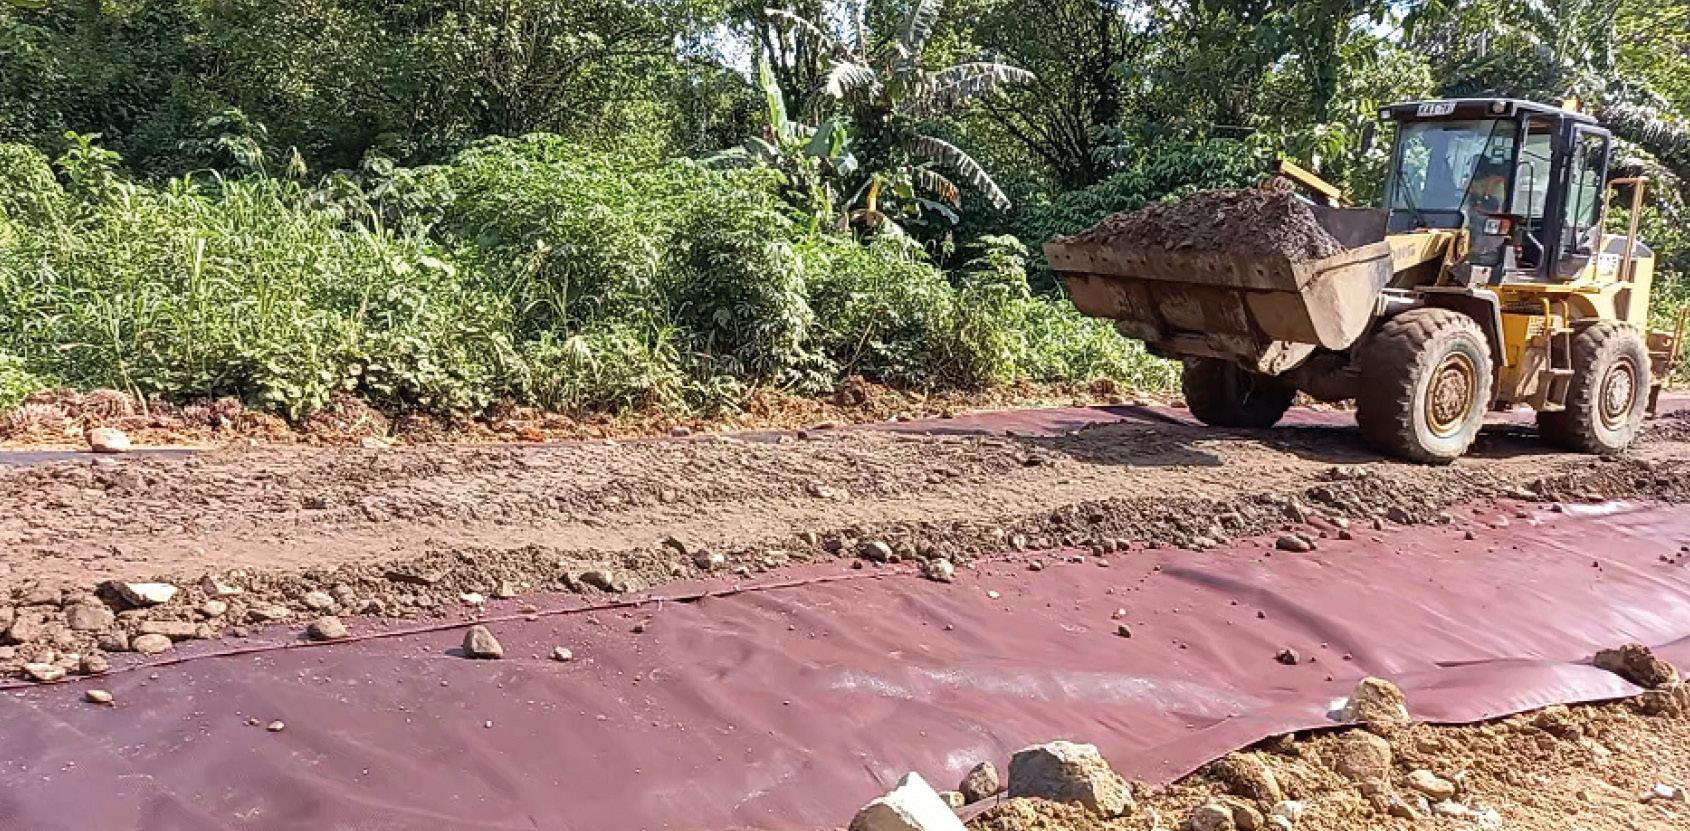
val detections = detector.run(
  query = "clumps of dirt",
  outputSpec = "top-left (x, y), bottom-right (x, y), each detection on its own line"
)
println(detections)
top-left (966, 688), bottom-right (1690, 831)
top-left (1056, 189), bottom-right (1347, 263)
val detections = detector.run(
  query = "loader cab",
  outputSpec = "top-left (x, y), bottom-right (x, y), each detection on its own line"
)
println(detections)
top-left (1379, 98), bottom-right (1610, 284)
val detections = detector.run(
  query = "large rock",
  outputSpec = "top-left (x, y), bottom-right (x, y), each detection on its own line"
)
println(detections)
top-left (1209, 752), bottom-right (1283, 803)
top-left (1323, 731), bottom-right (1393, 784)
top-left (113, 582), bottom-right (178, 608)
top-left (65, 603), bottom-right (115, 632)
top-left (462, 625), bottom-right (504, 659)
top-left (1007, 741), bottom-right (1134, 818)
top-left (959, 761), bottom-right (1002, 803)
top-left (1338, 677), bottom-right (1411, 728)
top-left (130, 633), bottom-right (173, 655)
top-left (1594, 643), bottom-right (1680, 689)
top-left (848, 772), bottom-right (967, 831)
top-left (86, 427), bottom-right (131, 454)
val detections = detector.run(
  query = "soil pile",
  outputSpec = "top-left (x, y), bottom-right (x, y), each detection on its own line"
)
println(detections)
top-left (1058, 189), bottom-right (1346, 262)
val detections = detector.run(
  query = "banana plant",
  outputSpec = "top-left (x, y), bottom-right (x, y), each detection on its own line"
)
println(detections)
top-left (764, 0), bottom-right (1033, 231)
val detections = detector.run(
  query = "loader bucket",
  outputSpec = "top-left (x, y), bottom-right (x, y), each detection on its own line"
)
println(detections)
top-left (1045, 206), bottom-right (1394, 375)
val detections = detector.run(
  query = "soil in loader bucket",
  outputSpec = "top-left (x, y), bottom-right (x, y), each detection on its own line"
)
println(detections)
top-left (1056, 188), bottom-right (1349, 263)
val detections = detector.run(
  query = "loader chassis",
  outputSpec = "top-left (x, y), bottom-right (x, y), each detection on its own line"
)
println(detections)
top-left (1046, 98), bottom-right (1675, 463)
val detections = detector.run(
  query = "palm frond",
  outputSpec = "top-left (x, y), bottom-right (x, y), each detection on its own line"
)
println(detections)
top-left (824, 59), bottom-right (880, 99)
top-left (899, 0), bottom-right (945, 62)
top-left (913, 168), bottom-right (961, 208)
top-left (907, 135), bottom-right (1011, 210)
top-left (763, 8), bottom-right (838, 50)
top-left (1602, 102), bottom-right (1690, 180)
top-left (909, 62), bottom-right (1035, 116)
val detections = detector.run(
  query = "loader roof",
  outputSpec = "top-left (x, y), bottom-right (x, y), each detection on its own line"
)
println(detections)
top-left (1382, 98), bottom-right (1599, 125)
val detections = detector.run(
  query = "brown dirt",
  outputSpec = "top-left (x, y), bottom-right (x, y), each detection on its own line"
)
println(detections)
top-left (968, 686), bottom-right (1690, 831)
top-left (1056, 189), bottom-right (1347, 262)
top-left (1, 403), bottom-right (1687, 676)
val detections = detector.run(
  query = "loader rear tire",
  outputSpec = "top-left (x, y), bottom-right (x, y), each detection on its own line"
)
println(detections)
top-left (1536, 322), bottom-right (1649, 455)
top-left (1356, 308), bottom-right (1493, 464)
top-left (1181, 358), bottom-right (1295, 429)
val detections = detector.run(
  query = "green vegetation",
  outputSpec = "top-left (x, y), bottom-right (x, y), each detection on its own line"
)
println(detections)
top-left (0, 0), bottom-right (1686, 420)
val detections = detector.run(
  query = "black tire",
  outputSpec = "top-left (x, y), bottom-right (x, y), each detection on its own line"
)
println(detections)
top-left (1181, 358), bottom-right (1295, 429)
top-left (1355, 308), bottom-right (1494, 464)
top-left (1537, 322), bottom-right (1650, 454)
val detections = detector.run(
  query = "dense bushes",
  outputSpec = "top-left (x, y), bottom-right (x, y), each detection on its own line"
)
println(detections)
top-left (0, 135), bottom-right (1164, 419)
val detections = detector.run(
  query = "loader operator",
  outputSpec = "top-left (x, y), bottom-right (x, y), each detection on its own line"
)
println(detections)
top-left (1463, 153), bottom-right (1510, 216)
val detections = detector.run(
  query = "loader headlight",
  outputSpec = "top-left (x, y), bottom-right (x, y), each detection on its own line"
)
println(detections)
top-left (1482, 217), bottom-right (1510, 235)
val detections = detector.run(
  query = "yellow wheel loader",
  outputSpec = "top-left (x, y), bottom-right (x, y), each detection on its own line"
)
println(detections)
top-left (1046, 98), bottom-right (1682, 463)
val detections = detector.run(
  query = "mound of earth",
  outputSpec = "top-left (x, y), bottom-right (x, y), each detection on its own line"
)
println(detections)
top-left (968, 689), bottom-right (1690, 831)
top-left (1057, 189), bottom-right (1347, 263)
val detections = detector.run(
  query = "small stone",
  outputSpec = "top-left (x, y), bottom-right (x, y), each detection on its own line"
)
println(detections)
top-left (1642, 783), bottom-right (1686, 803)
top-left (1189, 801), bottom-right (1236, 831)
top-left (1210, 753), bottom-right (1283, 803)
top-left (1406, 769), bottom-right (1457, 801)
top-left (199, 600), bottom-right (229, 618)
top-left (199, 575), bottom-right (243, 597)
top-left (384, 567), bottom-right (446, 586)
top-left (113, 582), bottom-right (177, 607)
top-left (306, 616), bottom-right (349, 641)
top-left (130, 633), bottom-right (173, 655)
top-left (552, 646), bottom-right (574, 662)
top-left (937, 790), bottom-right (965, 810)
top-left (1116, 624), bottom-right (1132, 638)
top-left (923, 560), bottom-right (956, 583)
top-left (1430, 800), bottom-right (1468, 817)
top-left (669, 426), bottom-right (692, 437)
top-left (1324, 731), bottom-right (1393, 783)
top-left (986, 590), bottom-right (1001, 600)
top-left (578, 570), bottom-right (634, 594)
top-left (247, 605), bottom-right (292, 623)
top-left (301, 591), bottom-right (337, 612)
top-left (860, 540), bottom-right (895, 562)
top-left (959, 761), bottom-right (1001, 803)
top-left (631, 619), bottom-right (651, 634)
top-left (491, 581), bottom-right (518, 600)
top-left (85, 689), bottom-right (113, 705)
top-left (65, 603), bottom-right (115, 632)
top-left (21, 662), bottom-right (65, 682)
top-left (266, 720), bottom-right (286, 733)
top-left (848, 771), bottom-right (967, 831)
top-left (462, 624), bottom-right (503, 659)
top-left (137, 620), bottom-right (210, 641)
top-left (1007, 740), bottom-right (1134, 818)
top-left (79, 653), bottom-right (110, 675)
top-left (1270, 800), bottom-right (1306, 823)
top-left (1276, 648), bottom-right (1300, 666)
top-left (459, 592), bottom-right (486, 606)
top-left (86, 427), bottom-right (131, 453)
top-left (694, 551), bottom-right (727, 571)
top-left (1274, 534), bottom-right (1313, 553)
top-left (1339, 677), bottom-right (1411, 727)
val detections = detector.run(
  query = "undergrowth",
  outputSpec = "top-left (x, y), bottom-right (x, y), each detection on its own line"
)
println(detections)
top-left (0, 134), bottom-right (1169, 420)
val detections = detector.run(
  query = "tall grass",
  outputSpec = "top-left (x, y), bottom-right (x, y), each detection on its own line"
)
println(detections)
top-left (0, 135), bottom-right (1170, 419)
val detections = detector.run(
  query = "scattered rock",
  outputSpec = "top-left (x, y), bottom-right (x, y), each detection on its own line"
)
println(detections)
top-left (64, 603), bottom-right (115, 632)
top-left (113, 582), bottom-right (177, 607)
top-left (384, 567), bottom-right (446, 586)
top-left (2, 611), bottom-right (43, 645)
top-left (459, 592), bottom-right (486, 606)
top-left (848, 771), bottom-right (967, 831)
top-left (306, 616), bottom-right (349, 641)
top-left (860, 540), bottom-right (895, 562)
top-left (1324, 731), bottom-right (1393, 784)
top-left (1642, 783), bottom-right (1686, 803)
top-left (1594, 643), bottom-right (1680, 689)
top-left (1116, 624), bottom-right (1133, 638)
top-left (579, 570), bottom-right (635, 594)
top-left (551, 646), bottom-right (574, 662)
top-left (21, 662), bottom-right (65, 682)
top-left (937, 791), bottom-right (965, 810)
top-left (693, 550), bottom-right (726, 571)
top-left (1338, 677), bottom-right (1411, 727)
top-left (199, 575), bottom-right (243, 597)
top-left (1007, 740), bottom-right (1134, 818)
top-left (1275, 648), bottom-right (1299, 666)
top-left (85, 689), bottom-right (114, 705)
top-left (247, 605), bottom-right (292, 623)
top-left (86, 427), bottom-right (131, 453)
top-left (266, 720), bottom-right (286, 733)
top-left (960, 761), bottom-right (1002, 803)
top-left (491, 581), bottom-right (519, 599)
top-left (302, 591), bottom-right (337, 612)
top-left (923, 559), bottom-right (956, 583)
top-left (1406, 769), bottom-right (1457, 801)
top-left (79, 653), bottom-right (110, 675)
top-left (462, 624), bottom-right (503, 659)
top-left (1209, 752), bottom-right (1283, 803)
top-left (138, 620), bottom-right (210, 641)
top-left (130, 633), bottom-right (173, 655)
top-left (198, 599), bottom-right (229, 618)
top-left (1221, 798), bottom-right (1265, 831)
top-left (1274, 534), bottom-right (1313, 553)
top-left (1189, 801), bottom-right (1236, 831)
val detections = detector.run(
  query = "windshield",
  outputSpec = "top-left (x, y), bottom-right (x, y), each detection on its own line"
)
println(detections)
top-left (1390, 118), bottom-right (1520, 228)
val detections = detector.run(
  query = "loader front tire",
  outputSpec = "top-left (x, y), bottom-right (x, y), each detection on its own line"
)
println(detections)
top-left (1356, 308), bottom-right (1493, 464)
top-left (1536, 322), bottom-right (1650, 455)
top-left (1181, 358), bottom-right (1295, 429)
